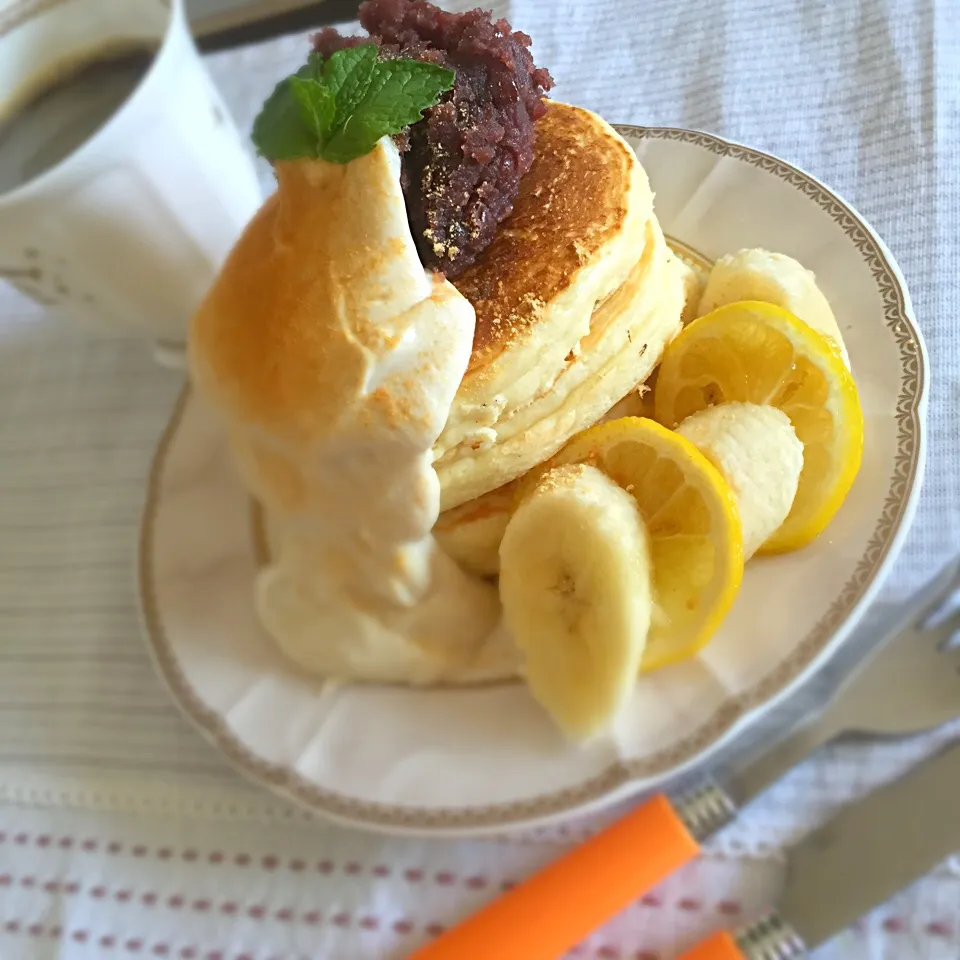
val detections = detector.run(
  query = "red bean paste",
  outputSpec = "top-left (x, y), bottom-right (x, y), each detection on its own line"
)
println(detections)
top-left (314, 0), bottom-right (553, 278)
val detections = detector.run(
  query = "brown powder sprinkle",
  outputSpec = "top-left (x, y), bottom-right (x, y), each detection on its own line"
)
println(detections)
top-left (532, 463), bottom-right (591, 496)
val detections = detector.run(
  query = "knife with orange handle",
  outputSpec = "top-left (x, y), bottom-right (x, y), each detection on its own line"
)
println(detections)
top-left (410, 558), bottom-right (960, 960)
top-left (677, 736), bottom-right (960, 959)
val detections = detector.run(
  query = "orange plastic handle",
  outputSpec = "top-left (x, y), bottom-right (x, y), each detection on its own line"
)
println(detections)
top-left (676, 931), bottom-right (745, 960)
top-left (408, 794), bottom-right (699, 960)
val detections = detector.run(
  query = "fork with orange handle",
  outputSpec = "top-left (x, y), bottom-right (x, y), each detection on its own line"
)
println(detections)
top-left (408, 557), bottom-right (960, 960)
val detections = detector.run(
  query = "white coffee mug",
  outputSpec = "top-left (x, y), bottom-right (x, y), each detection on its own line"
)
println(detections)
top-left (0, 0), bottom-right (263, 366)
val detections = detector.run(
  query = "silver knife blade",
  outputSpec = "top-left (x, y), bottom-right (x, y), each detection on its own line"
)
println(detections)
top-left (722, 555), bottom-right (960, 808)
top-left (769, 737), bottom-right (960, 955)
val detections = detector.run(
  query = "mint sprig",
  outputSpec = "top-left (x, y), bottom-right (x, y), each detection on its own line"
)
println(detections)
top-left (251, 45), bottom-right (454, 165)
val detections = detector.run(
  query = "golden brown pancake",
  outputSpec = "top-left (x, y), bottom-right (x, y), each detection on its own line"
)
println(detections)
top-left (460, 102), bottom-right (641, 369)
top-left (432, 102), bottom-right (682, 512)
top-left (435, 241), bottom-right (688, 577)
top-left (433, 478), bottom-right (520, 578)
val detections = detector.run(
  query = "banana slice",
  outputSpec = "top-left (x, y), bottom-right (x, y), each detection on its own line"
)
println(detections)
top-left (673, 253), bottom-right (707, 326)
top-left (697, 248), bottom-right (850, 367)
top-left (499, 463), bottom-right (652, 741)
top-left (676, 402), bottom-right (803, 558)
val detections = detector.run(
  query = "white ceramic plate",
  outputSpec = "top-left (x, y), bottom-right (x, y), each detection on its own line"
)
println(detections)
top-left (139, 126), bottom-right (927, 836)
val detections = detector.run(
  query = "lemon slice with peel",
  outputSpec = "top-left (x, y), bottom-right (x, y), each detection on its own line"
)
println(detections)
top-left (525, 416), bottom-right (744, 672)
top-left (654, 301), bottom-right (864, 553)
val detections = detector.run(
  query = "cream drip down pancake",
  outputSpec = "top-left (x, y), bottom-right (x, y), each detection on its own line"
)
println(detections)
top-left (189, 141), bottom-right (514, 684)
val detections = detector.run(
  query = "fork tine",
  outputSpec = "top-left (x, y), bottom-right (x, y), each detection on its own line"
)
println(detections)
top-left (916, 555), bottom-right (960, 627)
top-left (934, 605), bottom-right (960, 633)
top-left (930, 607), bottom-right (960, 652)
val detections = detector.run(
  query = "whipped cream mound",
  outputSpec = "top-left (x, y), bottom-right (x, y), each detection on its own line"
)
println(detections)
top-left (189, 137), bottom-right (512, 685)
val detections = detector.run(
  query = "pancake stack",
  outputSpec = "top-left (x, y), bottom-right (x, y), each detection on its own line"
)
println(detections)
top-left (434, 102), bottom-right (686, 575)
top-left (190, 101), bottom-right (687, 597)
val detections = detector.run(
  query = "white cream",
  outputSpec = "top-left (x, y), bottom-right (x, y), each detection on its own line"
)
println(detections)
top-left (252, 140), bottom-right (514, 685)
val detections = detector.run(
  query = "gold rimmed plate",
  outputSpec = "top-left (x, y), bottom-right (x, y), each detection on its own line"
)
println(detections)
top-left (138, 126), bottom-right (926, 836)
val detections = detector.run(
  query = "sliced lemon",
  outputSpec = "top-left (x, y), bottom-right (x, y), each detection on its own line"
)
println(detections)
top-left (653, 301), bottom-right (863, 553)
top-left (525, 417), bottom-right (743, 672)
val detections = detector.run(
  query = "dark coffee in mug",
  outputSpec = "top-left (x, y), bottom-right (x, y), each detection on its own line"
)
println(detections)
top-left (0, 0), bottom-right (262, 356)
top-left (0, 44), bottom-right (157, 195)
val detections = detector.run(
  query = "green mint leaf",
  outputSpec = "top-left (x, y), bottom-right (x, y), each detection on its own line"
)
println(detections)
top-left (289, 77), bottom-right (335, 148)
top-left (251, 52), bottom-right (327, 160)
top-left (251, 46), bottom-right (453, 165)
top-left (251, 80), bottom-right (315, 161)
top-left (322, 45), bottom-right (379, 129)
top-left (357, 59), bottom-right (456, 129)
top-left (322, 58), bottom-right (454, 164)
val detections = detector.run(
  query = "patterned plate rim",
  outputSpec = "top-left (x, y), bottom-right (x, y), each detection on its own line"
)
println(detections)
top-left (138, 125), bottom-right (927, 834)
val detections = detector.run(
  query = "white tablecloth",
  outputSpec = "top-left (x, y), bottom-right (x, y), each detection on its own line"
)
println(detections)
top-left (1, 0), bottom-right (959, 957)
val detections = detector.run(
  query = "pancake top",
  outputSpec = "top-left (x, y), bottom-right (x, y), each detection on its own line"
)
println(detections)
top-left (453, 102), bottom-right (643, 371)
